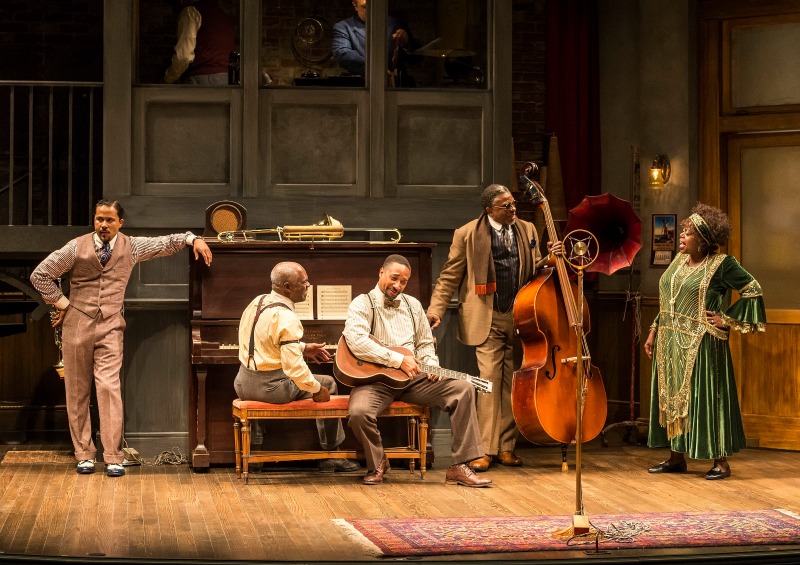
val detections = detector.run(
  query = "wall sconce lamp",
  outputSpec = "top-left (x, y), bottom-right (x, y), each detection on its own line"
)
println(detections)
top-left (649, 154), bottom-right (671, 188)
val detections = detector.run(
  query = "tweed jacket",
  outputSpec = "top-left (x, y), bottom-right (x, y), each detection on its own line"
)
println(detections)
top-left (427, 217), bottom-right (542, 346)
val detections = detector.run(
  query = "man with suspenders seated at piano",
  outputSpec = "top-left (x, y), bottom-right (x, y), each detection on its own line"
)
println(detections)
top-left (342, 254), bottom-right (492, 487)
top-left (234, 261), bottom-right (360, 473)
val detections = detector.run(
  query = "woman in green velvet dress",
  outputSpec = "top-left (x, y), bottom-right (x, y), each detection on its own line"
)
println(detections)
top-left (644, 203), bottom-right (766, 480)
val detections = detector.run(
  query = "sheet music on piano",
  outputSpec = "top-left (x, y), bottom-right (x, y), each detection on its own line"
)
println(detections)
top-left (316, 285), bottom-right (351, 320)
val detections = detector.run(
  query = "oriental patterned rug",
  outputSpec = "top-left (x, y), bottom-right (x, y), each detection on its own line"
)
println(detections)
top-left (333, 509), bottom-right (800, 557)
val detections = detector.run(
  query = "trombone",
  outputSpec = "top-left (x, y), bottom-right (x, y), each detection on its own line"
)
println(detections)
top-left (216, 214), bottom-right (402, 244)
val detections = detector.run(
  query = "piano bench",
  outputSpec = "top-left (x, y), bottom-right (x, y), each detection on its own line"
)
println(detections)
top-left (232, 396), bottom-right (430, 484)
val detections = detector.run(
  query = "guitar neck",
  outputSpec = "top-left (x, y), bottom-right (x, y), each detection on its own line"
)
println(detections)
top-left (418, 363), bottom-right (492, 393)
top-left (418, 363), bottom-right (464, 381)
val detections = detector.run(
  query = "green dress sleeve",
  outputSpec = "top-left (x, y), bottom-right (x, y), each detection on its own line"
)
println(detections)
top-left (711, 255), bottom-right (766, 333)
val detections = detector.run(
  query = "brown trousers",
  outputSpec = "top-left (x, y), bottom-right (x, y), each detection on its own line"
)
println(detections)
top-left (474, 308), bottom-right (518, 455)
top-left (347, 377), bottom-right (483, 472)
top-left (61, 307), bottom-right (126, 464)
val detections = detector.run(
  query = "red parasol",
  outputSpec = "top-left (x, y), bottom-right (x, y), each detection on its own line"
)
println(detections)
top-left (564, 193), bottom-right (642, 275)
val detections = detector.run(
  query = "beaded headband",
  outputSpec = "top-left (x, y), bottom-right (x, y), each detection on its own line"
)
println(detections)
top-left (689, 213), bottom-right (715, 247)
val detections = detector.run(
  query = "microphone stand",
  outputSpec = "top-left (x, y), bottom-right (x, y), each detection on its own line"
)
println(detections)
top-left (551, 231), bottom-right (605, 548)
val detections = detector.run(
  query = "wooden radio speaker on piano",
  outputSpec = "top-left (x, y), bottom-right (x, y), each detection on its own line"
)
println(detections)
top-left (203, 200), bottom-right (247, 239)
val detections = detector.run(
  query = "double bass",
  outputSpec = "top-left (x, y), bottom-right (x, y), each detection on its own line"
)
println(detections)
top-left (511, 167), bottom-right (607, 451)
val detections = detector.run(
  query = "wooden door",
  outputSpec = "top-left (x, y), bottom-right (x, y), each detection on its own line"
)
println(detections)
top-left (700, 2), bottom-right (800, 450)
top-left (728, 133), bottom-right (800, 450)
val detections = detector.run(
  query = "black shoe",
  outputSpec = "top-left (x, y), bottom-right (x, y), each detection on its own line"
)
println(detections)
top-left (648, 459), bottom-right (687, 473)
top-left (319, 458), bottom-right (360, 473)
top-left (704, 466), bottom-right (731, 480)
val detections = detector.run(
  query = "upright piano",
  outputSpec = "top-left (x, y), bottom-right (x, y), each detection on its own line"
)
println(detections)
top-left (189, 240), bottom-right (435, 469)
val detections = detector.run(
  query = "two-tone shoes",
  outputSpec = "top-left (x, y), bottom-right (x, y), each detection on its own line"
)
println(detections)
top-left (704, 466), bottom-right (731, 480)
top-left (106, 463), bottom-right (125, 477)
top-left (76, 460), bottom-right (95, 474)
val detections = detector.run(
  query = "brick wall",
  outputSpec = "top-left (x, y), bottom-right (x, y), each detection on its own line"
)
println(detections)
top-left (511, 0), bottom-right (547, 178)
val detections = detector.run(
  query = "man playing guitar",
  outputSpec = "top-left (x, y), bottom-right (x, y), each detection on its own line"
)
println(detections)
top-left (341, 254), bottom-right (492, 487)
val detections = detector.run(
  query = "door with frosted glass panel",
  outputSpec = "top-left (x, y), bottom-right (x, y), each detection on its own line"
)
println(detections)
top-left (727, 133), bottom-right (800, 450)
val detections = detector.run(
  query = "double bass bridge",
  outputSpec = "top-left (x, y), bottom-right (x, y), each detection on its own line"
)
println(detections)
top-left (561, 355), bottom-right (592, 364)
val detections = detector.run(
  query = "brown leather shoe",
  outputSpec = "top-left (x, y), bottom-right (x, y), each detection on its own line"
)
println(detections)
top-left (468, 455), bottom-right (493, 472)
top-left (497, 451), bottom-right (522, 466)
top-left (445, 463), bottom-right (492, 488)
top-left (362, 456), bottom-right (390, 485)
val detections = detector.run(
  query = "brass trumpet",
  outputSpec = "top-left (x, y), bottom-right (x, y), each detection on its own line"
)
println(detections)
top-left (217, 213), bottom-right (402, 244)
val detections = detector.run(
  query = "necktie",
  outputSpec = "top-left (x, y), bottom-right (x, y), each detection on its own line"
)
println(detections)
top-left (384, 297), bottom-right (400, 309)
top-left (501, 226), bottom-right (512, 251)
top-left (99, 242), bottom-right (112, 266)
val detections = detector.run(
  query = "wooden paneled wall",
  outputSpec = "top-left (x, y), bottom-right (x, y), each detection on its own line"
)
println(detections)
top-left (0, 313), bottom-right (69, 444)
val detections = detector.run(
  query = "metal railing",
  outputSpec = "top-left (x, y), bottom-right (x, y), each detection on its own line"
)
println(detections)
top-left (0, 80), bottom-right (103, 226)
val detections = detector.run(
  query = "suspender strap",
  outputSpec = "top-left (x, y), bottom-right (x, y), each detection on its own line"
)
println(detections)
top-left (400, 294), bottom-right (416, 350)
top-left (368, 293), bottom-right (418, 355)
top-left (246, 296), bottom-right (292, 369)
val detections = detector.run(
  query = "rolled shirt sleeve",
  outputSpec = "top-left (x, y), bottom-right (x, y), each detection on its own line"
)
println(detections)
top-left (30, 240), bottom-right (77, 310)
top-left (277, 315), bottom-right (322, 393)
top-left (164, 6), bottom-right (202, 84)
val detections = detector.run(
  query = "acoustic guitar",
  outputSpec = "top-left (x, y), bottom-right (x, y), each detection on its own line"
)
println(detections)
top-left (333, 335), bottom-right (492, 393)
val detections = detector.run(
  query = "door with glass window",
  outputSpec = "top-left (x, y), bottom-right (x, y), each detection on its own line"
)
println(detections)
top-left (700, 4), bottom-right (800, 449)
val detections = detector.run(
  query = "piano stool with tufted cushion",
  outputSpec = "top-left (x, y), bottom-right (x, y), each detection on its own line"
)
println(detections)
top-left (232, 395), bottom-right (430, 483)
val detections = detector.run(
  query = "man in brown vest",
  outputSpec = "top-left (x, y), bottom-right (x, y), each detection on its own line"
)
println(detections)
top-left (31, 199), bottom-right (212, 477)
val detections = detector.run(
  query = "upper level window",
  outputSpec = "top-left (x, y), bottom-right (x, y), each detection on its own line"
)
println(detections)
top-left (260, 0), bottom-right (487, 89)
top-left (138, 0), bottom-right (241, 86)
top-left (386, 0), bottom-right (488, 90)
top-left (261, 1), bottom-right (364, 88)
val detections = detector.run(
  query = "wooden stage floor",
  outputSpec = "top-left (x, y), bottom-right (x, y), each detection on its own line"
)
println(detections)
top-left (1, 441), bottom-right (800, 564)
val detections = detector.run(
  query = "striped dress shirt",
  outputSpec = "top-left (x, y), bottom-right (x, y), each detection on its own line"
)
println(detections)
top-left (30, 232), bottom-right (195, 311)
top-left (342, 286), bottom-right (438, 369)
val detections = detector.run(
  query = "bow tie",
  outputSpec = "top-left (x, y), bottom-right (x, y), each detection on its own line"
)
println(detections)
top-left (384, 297), bottom-right (400, 309)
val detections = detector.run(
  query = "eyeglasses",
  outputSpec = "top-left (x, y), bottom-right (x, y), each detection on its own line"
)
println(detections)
top-left (492, 202), bottom-right (517, 210)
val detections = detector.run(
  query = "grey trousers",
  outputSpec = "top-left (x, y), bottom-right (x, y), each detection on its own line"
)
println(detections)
top-left (233, 365), bottom-right (346, 449)
top-left (347, 377), bottom-right (483, 472)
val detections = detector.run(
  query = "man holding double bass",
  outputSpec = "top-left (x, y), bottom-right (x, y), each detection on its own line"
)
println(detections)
top-left (427, 184), bottom-right (561, 473)
top-left (341, 254), bottom-right (491, 488)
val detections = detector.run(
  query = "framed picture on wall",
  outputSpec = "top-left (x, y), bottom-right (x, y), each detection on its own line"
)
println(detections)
top-left (651, 214), bottom-right (677, 266)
